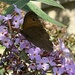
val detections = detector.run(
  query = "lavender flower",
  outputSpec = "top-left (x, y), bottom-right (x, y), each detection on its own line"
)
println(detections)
top-left (2, 37), bottom-right (13, 48)
top-left (29, 63), bottom-right (36, 70)
top-left (28, 47), bottom-right (41, 60)
top-left (36, 57), bottom-right (49, 71)
top-left (12, 15), bottom-right (23, 28)
top-left (0, 26), bottom-right (8, 40)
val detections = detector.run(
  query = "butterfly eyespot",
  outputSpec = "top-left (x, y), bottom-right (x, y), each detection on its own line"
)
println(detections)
top-left (32, 18), bottom-right (36, 21)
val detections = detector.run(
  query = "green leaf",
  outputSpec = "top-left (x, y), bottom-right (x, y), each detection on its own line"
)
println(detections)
top-left (22, 5), bottom-right (31, 11)
top-left (0, 0), bottom-right (16, 4)
top-left (0, 68), bottom-right (4, 75)
top-left (0, 0), bottom-right (31, 11)
top-left (2, 0), bottom-right (30, 15)
top-left (19, 50), bottom-right (28, 60)
top-left (27, 1), bottom-right (65, 26)
top-left (36, 0), bottom-right (65, 9)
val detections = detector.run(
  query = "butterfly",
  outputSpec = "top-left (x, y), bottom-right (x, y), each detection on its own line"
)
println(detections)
top-left (21, 11), bottom-right (53, 52)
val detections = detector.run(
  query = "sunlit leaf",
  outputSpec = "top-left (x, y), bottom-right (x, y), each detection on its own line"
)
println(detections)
top-left (27, 1), bottom-right (65, 26)
top-left (37, 0), bottom-right (64, 9)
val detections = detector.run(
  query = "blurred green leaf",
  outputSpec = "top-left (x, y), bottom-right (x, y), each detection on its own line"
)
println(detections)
top-left (2, 0), bottom-right (30, 15)
top-left (0, 0), bottom-right (31, 11)
top-left (27, 1), bottom-right (65, 26)
top-left (36, 0), bottom-right (65, 9)
top-left (0, 0), bottom-right (64, 11)
top-left (19, 50), bottom-right (28, 60)
top-left (22, 5), bottom-right (31, 11)
top-left (0, 68), bottom-right (4, 75)
top-left (0, 0), bottom-right (16, 4)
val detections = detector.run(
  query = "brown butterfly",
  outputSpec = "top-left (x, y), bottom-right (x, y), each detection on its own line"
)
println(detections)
top-left (21, 11), bottom-right (53, 52)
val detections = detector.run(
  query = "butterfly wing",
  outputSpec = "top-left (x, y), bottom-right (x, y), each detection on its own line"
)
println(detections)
top-left (22, 26), bottom-right (53, 52)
